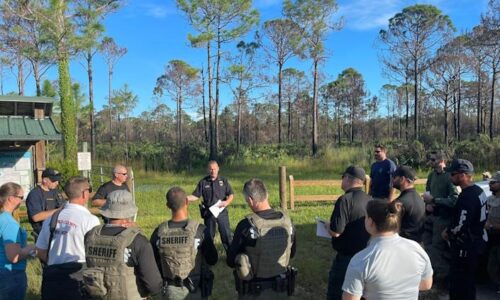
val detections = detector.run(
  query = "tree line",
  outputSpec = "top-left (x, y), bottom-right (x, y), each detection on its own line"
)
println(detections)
top-left (0, 1), bottom-right (498, 170)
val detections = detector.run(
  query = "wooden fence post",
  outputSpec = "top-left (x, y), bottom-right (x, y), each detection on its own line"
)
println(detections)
top-left (279, 166), bottom-right (287, 211)
top-left (289, 175), bottom-right (295, 210)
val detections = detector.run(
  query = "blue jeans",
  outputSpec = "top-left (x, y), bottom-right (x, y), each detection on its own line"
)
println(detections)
top-left (327, 253), bottom-right (353, 300)
top-left (0, 269), bottom-right (27, 300)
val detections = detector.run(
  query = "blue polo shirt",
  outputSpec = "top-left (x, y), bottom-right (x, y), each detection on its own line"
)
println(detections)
top-left (370, 159), bottom-right (396, 198)
top-left (0, 212), bottom-right (28, 270)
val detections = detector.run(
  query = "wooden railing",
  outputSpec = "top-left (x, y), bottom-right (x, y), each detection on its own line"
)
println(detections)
top-left (287, 174), bottom-right (427, 210)
top-left (288, 175), bottom-right (371, 210)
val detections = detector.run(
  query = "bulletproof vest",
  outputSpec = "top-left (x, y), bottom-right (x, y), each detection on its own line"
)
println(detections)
top-left (85, 225), bottom-right (142, 300)
top-left (157, 219), bottom-right (202, 280)
top-left (245, 212), bottom-right (293, 278)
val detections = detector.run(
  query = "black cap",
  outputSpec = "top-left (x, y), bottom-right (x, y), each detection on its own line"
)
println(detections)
top-left (445, 159), bottom-right (474, 174)
top-left (393, 165), bottom-right (417, 181)
top-left (343, 166), bottom-right (366, 182)
top-left (42, 168), bottom-right (62, 182)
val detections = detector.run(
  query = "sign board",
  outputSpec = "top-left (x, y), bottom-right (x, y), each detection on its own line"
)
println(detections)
top-left (77, 152), bottom-right (92, 171)
top-left (0, 151), bottom-right (33, 196)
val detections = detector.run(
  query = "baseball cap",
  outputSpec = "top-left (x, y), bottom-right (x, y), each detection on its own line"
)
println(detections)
top-left (393, 165), bottom-right (417, 181)
top-left (42, 168), bottom-right (62, 182)
top-left (489, 171), bottom-right (500, 182)
top-left (445, 159), bottom-right (474, 174)
top-left (100, 190), bottom-right (138, 219)
top-left (343, 166), bottom-right (366, 182)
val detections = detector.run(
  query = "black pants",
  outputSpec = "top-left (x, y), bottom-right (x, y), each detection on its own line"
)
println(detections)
top-left (449, 250), bottom-right (478, 300)
top-left (41, 262), bottom-right (84, 300)
top-left (204, 209), bottom-right (232, 251)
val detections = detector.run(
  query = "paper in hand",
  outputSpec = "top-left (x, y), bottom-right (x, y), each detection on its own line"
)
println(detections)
top-left (316, 217), bottom-right (331, 239)
top-left (209, 200), bottom-right (225, 218)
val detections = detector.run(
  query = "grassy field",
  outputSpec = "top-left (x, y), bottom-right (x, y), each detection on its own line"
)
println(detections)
top-left (23, 152), bottom-right (433, 299)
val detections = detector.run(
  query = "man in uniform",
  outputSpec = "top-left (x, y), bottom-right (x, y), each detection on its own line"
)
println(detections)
top-left (83, 190), bottom-right (163, 299)
top-left (188, 160), bottom-right (234, 251)
top-left (442, 159), bottom-right (488, 300)
top-left (36, 176), bottom-right (100, 299)
top-left (227, 179), bottom-right (297, 299)
top-left (369, 144), bottom-right (397, 201)
top-left (26, 168), bottom-right (65, 236)
top-left (392, 165), bottom-right (425, 242)
top-left (486, 171), bottom-right (500, 293)
top-left (92, 164), bottom-right (130, 207)
top-left (326, 166), bottom-right (371, 300)
top-left (151, 186), bottom-right (218, 299)
top-left (422, 151), bottom-right (458, 285)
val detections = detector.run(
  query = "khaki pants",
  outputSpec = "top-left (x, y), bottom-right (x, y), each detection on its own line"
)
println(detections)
top-left (427, 216), bottom-right (452, 281)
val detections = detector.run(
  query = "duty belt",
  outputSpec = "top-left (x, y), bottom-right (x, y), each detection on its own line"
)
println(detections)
top-left (165, 276), bottom-right (199, 293)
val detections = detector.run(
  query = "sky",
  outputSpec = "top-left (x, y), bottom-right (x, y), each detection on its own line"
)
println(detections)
top-left (1, 0), bottom-right (490, 117)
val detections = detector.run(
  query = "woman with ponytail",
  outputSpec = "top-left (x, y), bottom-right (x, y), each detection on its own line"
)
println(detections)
top-left (342, 200), bottom-right (433, 300)
top-left (0, 182), bottom-right (35, 300)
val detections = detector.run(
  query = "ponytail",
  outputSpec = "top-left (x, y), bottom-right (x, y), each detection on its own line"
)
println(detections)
top-left (366, 200), bottom-right (402, 233)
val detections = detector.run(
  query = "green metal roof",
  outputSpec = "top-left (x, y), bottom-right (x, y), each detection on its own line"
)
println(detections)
top-left (0, 116), bottom-right (61, 141)
top-left (0, 95), bottom-right (54, 103)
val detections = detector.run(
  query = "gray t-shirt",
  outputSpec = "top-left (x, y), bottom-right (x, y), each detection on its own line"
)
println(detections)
top-left (342, 234), bottom-right (433, 300)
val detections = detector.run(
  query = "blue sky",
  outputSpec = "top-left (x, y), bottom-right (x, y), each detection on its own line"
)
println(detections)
top-left (2, 0), bottom-right (490, 117)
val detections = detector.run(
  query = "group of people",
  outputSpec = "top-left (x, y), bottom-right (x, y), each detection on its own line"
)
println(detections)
top-left (0, 148), bottom-right (499, 300)
top-left (0, 161), bottom-right (296, 299)
top-left (326, 144), bottom-right (499, 300)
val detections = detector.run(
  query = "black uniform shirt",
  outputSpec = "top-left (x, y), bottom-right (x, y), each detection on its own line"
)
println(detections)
top-left (329, 187), bottom-right (371, 256)
top-left (396, 188), bottom-right (426, 242)
top-left (226, 209), bottom-right (296, 269)
top-left (85, 225), bottom-right (163, 297)
top-left (92, 181), bottom-right (129, 201)
top-left (192, 176), bottom-right (233, 206)
top-left (448, 184), bottom-right (488, 251)
top-left (150, 220), bottom-right (218, 279)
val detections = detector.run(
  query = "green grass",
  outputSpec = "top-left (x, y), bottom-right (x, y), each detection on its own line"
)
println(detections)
top-left (23, 156), bottom-right (431, 299)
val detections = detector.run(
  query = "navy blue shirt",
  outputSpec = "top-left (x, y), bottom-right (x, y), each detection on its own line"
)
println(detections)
top-left (192, 176), bottom-right (233, 206)
top-left (369, 159), bottom-right (396, 198)
top-left (26, 186), bottom-right (65, 234)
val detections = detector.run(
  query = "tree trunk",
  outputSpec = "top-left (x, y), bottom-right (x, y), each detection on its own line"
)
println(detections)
top-left (457, 74), bottom-right (462, 141)
top-left (32, 62), bottom-right (41, 96)
top-left (17, 54), bottom-right (24, 96)
top-left (179, 95), bottom-right (183, 146)
top-left (108, 68), bottom-right (113, 133)
top-left (404, 79), bottom-right (409, 141)
top-left (413, 59), bottom-right (419, 140)
top-left (207, 41), bottom-right (216, 160)
top-left (444, 87), bottom-right (449, 146)
top-left (87, 51), bottom-right (96, 160)
top-left (215, 19), bottom-right (221, 153)
top-left (489, 66), bottom-right (497, 139)
top-left (477, 70), bottom-right (482, 135)
top-left (59, 53), bottom-right (77, 168)
top-left (287, 97), bottom-right (292, 143)
top-left (201, 67), bottom-right (208, 145)
top-left (278, 62), bottom-right (283, 144)
top-left (312, 59), bottom-right (319, 155)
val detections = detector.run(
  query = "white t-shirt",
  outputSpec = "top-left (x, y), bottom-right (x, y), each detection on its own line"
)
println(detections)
top-left (36, 203), bottom-right (100, 265)
top-left (342, 233), bottom-right (433, 300)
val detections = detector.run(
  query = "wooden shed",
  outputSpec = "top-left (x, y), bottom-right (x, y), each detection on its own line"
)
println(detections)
top-left (0, 95), bottom-right (61, 193)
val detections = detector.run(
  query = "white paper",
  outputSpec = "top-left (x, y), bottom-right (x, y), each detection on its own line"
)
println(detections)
top-left (316, 217), bottom-right (331, 239)
top-left (209, 200), bottom-right (226, 218)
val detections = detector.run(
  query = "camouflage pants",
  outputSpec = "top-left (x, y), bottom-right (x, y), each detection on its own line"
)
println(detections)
top-left (238, 289), bottom-right (288, 300)
top-left (425, 216), bottom-right (452, 281)
top-left (162, 285), bottom-right (205, 300)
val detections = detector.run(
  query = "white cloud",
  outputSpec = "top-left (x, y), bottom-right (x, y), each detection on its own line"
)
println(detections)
top-left (337, 0), bottom-right (448, 31)
top-left (139, 3), bottom-right (176, 19)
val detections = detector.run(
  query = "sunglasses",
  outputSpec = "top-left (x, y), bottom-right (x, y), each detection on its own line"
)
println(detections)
top-left (450, 172), bottom-right (462, 177)
top-left (117, 173), bottom-right (128, 176)
top-left (12, 195), bottom-right (24, 200)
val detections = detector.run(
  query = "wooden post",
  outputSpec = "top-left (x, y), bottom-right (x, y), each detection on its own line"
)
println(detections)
top-left (289, 175), bottom-right (295, 210)
top-left (99, 166), bottom-right (104, 185)
top-left (82, 142), bottom-right (89, 179)
top-left (279, 166), bottom-right (287, 212)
